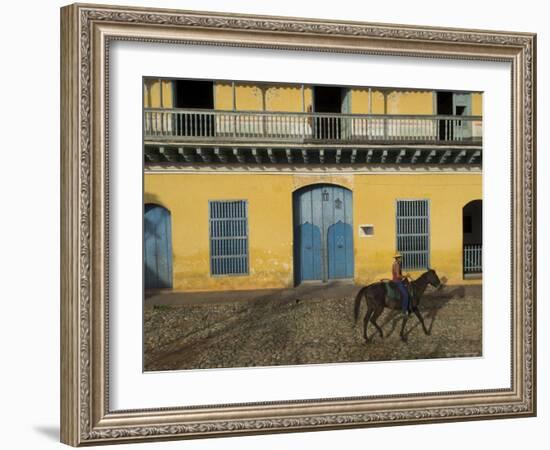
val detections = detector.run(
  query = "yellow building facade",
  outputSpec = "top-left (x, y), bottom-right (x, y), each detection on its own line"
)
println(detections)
top-left (144, 79), bottom-right (482, 116)
top-left (143, 78), bottom-right (483, 293)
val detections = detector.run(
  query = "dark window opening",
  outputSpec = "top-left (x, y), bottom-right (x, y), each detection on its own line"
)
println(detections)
top-left (437, 91), bottom-right (454, 140)
top-left (462, 200), bottom-right (483, 275)
top-left (313, 86), bottom-right (344, 140)
top-left (463, 215), bottom-right (473, 234)
top-left (174, 80), bottom-right (214, 109)
top-left (437, 91), bottom-right (453, 115)
top-left (173, 80), bottom-right (214, 137)
top-left (313, 86), bottom-right (343, 113)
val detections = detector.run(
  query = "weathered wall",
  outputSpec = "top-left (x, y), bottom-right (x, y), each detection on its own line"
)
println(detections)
top-left (143, 79), bottom-right (173, 108)
top-left (144, 172), bottom-right (482, 292)
top-left (350, 89), bottom-right (434, 115)
top-left (214, 82), bottom-right (313, 112)
top-left (145, 174), bottom-right (295, 292)
top-left (144, 80), bottom-right (481, 118)
top-left (472, 92), bottom-right (483, 116)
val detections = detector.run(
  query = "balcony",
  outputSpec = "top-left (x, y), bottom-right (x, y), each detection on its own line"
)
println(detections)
top-left (144, 109), bottom-right (482, 145)
top-left (143, 109), bottom-right (482, 167)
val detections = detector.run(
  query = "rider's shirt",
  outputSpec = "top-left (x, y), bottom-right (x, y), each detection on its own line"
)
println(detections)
top-left (392, 260), bottom-right (403, 282)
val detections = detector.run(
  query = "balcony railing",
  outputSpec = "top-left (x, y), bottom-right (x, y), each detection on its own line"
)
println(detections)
top-left (464, 244), bottom-right (482, 274)
top-left (144, 108), bottom-right (482, 144)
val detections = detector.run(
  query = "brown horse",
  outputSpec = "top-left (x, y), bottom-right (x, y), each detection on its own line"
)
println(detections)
top-left (354, 269), bottom-right (442, 343)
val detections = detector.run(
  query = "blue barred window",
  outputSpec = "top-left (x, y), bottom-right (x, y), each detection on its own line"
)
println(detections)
top-left (396, 199), bottom-right (430, 270)
top-left (209, 200), bottom-right (249, 276)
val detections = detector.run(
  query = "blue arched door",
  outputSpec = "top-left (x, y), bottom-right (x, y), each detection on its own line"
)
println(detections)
top-left (144, 204), bottom-right (173, 289)
top-left (293, 184), bottom-right (353, 284)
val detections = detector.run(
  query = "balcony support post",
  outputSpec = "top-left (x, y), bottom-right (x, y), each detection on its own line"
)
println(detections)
top-left (439, 150), bottom-right (452, 164)
top-left (286, 149), bottom-right (293, 164)
top-left (197, 148), bottom-right (211, 163)
top-left (233, 148), bottom-right (246, 164)
top-left (214, 147), bottom-right (228, 163)
top-left (251, 148), bottom-right (262, 164)
top-left (454, 150), bottom-right (467, 164)
top-left (396, 149), bottom-right (406, 164)
top-left (468, 150), bottom-right (481, 164)
top-left (425, 150), bottom-right (437, 163)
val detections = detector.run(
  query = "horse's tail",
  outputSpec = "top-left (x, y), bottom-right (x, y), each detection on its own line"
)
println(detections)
top-left (354, 286), bottom-right (369, 323)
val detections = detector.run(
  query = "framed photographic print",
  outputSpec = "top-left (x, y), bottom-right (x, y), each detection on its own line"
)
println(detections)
top-left (60, 3), bottom-right (536, 446)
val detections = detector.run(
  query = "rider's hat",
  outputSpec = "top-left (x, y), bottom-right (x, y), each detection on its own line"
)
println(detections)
top-left (394, 252), bottom-right (402, 259)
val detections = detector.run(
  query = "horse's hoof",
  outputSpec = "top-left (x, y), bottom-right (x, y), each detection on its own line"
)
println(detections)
top-left (425, 330), bottom-right (431, 336)
top-left (401, 336), bottom-right (408, 343)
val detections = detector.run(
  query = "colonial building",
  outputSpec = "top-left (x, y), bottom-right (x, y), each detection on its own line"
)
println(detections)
top-left (143, 78), bottom-right (482, 292)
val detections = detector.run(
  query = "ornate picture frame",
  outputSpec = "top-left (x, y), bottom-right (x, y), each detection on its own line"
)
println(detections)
top-left (60, 3), bottom-right (536, 446)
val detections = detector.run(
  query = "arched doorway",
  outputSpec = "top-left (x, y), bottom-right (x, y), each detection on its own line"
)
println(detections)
top-left (463, 199), bottom-right (482, 276)
top-left (144, 204), bottom-right (173, 289)
top-left (293, 184), bottom-right (353, 284)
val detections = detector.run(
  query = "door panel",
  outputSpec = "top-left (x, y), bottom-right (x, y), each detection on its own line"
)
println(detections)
top-left (328, 221), bottom-right (354, 279)
top-left (144, 204), bottom-right (173, 289)
top-left (297, 222), bottom-right (322, 281)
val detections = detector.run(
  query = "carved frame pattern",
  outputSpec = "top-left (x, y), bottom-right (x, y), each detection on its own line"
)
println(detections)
top-left (60, 3), bottom-right (536, 446)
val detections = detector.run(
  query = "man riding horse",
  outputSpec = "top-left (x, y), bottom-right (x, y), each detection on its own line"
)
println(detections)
top-left (354, 264), bottom-right (442, 343)
top-left (392, 252), bottom-right (411, 317)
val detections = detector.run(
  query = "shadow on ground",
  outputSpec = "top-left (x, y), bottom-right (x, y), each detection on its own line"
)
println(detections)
top-left (144, 283), bottom-right (482, 371)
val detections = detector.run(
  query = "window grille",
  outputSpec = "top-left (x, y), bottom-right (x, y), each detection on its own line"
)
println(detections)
top-left (209, 200), bottom-right (249, 275)
top-left (396, 199), bottom-right (430, 270)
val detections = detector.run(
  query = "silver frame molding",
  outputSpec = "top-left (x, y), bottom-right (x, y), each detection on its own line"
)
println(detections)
top-left (60, 3), bottom-right (536, 446)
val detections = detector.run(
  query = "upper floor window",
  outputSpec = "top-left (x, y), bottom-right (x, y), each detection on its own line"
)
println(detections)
top-left (174, 80), bottom-right (214, 109)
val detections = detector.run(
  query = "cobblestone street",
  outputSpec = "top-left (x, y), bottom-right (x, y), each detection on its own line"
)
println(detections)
top-left (144, 284), bottom-right (482, 371)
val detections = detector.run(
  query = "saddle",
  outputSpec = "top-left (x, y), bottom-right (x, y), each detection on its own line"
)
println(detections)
top-left (381, 279), bottom-right (413, 302)
top-left (381, 280), bottom-right (401, 300)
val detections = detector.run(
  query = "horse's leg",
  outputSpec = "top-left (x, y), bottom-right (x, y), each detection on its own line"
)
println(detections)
top-left (412, 306), bottom-right (430, 335)
top-left (370, 306), bottom-right (384, 339)
top-left (363, 307), bottom-right (374, 343)
top-left (399, 313), bottom-right (409, 342)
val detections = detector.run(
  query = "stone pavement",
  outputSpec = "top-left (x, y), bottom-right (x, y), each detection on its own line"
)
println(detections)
top-left (144, 283), bottom-right (482, 371)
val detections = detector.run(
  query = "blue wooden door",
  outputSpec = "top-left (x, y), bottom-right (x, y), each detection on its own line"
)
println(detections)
top-left (144, 204), bottom-right (173, 289)
top-left (328, 221), bottom-right (354, 279)
top-left (296, 222), bottom-right (322, 281)
top-left (294, 185), bottom-right (353, 283)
